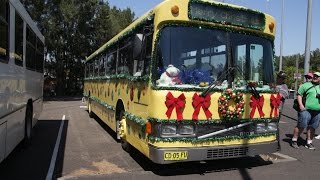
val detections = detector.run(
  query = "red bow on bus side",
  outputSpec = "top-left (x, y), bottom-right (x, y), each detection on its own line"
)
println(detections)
top-left (192, 93), bottom-right (212, 120)
top-left (250, 95), bottom-right (265, 119)
top-left (165, 92), bottom-right (186, 121)
top-left (270, 93), bottom-right (282, 118)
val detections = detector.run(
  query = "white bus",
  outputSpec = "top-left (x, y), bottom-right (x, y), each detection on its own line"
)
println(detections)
top-left (0, 0), bottom-right (45, 163)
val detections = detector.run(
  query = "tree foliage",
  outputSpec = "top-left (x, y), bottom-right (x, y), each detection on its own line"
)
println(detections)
top-left (21, 0), bottom-right (135, 95)
top-left (275, 48), bottom-right (320, 89)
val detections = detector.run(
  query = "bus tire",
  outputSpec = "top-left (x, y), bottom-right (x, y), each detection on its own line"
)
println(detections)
top-left (118, 110), bottom-right (131, 152)
top-left (88, 99), bottom-right (94, 118)
top-left (24, 104), bottom-right (33, 147)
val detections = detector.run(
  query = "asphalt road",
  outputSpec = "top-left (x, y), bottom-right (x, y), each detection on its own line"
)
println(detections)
top-left (0, 98), bottom-right (320, 180)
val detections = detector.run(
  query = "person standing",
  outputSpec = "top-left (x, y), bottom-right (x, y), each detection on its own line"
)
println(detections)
top-left (291, 72), bottom-right (320, 150)
top-left (276, 71), bottom-right (289, 113)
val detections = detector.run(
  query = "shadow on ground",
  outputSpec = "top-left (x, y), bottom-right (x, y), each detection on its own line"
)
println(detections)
top-left (0, 120), bottom-right (68, 180)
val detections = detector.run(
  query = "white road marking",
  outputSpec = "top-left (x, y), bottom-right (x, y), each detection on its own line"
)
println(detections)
top-left (46, 115), bottom-right (65, 180)
top-left (80, 106), bottom-right (87, 109)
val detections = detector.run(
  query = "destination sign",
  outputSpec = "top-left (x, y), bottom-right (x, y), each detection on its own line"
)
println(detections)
top-left (189, 2), bottom-right (265, 30)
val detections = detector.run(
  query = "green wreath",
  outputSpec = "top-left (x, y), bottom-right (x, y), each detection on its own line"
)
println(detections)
top-left (218, 89), bottom-right (245, 119)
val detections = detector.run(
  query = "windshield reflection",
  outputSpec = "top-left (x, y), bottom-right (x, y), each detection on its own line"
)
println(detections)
top-left (155, 26), bottom-right (274, 90)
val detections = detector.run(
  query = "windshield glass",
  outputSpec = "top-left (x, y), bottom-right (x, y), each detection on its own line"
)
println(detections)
top-left (155, 26), bottom-right (274, 90)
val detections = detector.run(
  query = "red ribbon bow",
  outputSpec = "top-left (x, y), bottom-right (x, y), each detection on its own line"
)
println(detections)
top-left (270, 93), bottom-right (282, 118)
top-left (250, 95), bottom-right (265, 118)
top-left (165, 92), bottom-right (186, 121)
top-left (192, 93), bottom-right (212, 120)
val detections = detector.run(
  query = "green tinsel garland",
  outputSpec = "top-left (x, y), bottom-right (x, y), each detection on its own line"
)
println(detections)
top-left (148, 132), bottom-right (277, 143)
top-left (84, 74), bottom-right (149, 82)
top-left (151, 85), bottom-right (276, 93)
top-left (124, 112), bottom-right (147, 127)
top-left (147, 117), bottom-right (279, 125)
top-left (88, 96), bottom-right (115, 111)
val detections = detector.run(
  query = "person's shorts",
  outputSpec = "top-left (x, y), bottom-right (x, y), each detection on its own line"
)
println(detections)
top-left (297, 110), bottom-right (320, 129)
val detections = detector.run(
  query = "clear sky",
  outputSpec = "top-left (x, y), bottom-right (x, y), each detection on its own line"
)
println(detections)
top-left (107, 0), bottom-right (320, 56)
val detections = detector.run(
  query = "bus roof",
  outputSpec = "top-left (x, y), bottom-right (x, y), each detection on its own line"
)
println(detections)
top-left (86, 0), bottom-right (275, 62)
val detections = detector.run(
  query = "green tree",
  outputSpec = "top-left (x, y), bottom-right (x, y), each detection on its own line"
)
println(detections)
top-left (22, 0), bottom-right (134, 95)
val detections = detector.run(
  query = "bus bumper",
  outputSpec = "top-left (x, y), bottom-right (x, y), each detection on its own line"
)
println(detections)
top-left (148, 141), bottom-right (279, 164)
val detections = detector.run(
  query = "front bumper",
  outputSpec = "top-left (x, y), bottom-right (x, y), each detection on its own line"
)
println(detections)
top-left (149, 141), bottom-right (279, 164)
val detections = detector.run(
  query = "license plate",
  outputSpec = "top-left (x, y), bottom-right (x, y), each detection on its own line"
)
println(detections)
top-left (164, 151), bottom-right (188, 161)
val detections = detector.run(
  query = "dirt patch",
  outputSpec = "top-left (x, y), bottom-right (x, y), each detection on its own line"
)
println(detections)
top-left (64, 159), bottom-right (126, 178)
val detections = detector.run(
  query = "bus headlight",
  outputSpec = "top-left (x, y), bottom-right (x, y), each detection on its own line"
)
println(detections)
top-left (161, 125), bottom-right (177, 136)
top-left (256, 123), bottom-right (266, 133)
top-left (179, 125), bottom-right (194, 135)
top-left (267, 122), bottom-right (278, 132)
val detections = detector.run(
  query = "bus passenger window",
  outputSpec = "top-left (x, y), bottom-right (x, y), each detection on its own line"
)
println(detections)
top-left (106, 53), bottom-right (116, 75)
top-left (0, 1), bottom-right (8, 63)
top-left (99, 56), bottom-right (105, 77)
top-left (26, 26), bottom-right (36, 71)
top-left (15, 12), bottom-right (23, 66)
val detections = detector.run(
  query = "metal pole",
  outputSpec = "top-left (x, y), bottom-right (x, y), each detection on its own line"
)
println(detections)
top-left (304, 0), bottom-right (313, 80)
top-left (279, 0), bottom-right (284, 71)
top-left (294, 54), bottom-right (299, 99)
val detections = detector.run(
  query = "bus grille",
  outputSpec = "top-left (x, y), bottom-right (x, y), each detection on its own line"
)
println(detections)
top-left (207, 147), bottom-right (249, 159)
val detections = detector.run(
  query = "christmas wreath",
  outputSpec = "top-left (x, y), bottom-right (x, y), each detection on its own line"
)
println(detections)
top-left (218, 89), bottom-right (245, 119)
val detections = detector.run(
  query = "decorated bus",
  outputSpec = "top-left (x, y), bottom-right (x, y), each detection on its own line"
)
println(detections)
top-left (84, 0), bottom-right (280, 164)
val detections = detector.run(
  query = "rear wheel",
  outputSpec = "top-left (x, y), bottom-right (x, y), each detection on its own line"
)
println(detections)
top-left (117, 110), bottom-right (131, 152)
top-left (24, 104), bottom-right (33, 147)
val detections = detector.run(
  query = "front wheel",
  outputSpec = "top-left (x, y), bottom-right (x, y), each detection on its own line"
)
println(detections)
top-left (117, 111), bottom-right (131, 152)
top-left (88, 98), bottom-right (94, 118)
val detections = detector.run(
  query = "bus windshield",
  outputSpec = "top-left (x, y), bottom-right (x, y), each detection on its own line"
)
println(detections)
top-left (156, 26), bottom-right (274, 89)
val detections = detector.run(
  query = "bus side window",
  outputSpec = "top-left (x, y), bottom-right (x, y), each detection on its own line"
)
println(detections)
top-left (106, 52), bottom-right (116, 75)
top-left (100, 56), bottom-right (105, 77)
top-left (26, 26), bottom-right (36, 71)
top-left (14, 12), bottom-right (23, 67)
top-left (134, 32), bottom-right (153, 76)
top-left (118, 39), bottom-right (132, 75)
top-left (95, 58), bottom-right (99, 77)
top-left (0, 1), bottom-right (9, 63)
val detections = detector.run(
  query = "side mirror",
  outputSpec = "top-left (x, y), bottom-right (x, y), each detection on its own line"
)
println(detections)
top-left (133, 34), bottom-right (143, 59)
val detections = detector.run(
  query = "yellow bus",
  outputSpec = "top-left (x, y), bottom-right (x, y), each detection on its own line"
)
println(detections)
top-left (84, 0), bottom-right (280, 164)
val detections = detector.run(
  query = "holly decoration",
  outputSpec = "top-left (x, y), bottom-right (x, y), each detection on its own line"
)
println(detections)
top-left (218, 89), bottom-right (245, 119)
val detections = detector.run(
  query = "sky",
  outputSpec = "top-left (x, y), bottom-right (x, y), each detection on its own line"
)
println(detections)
top-left (107, 0), bottom-right (320, 56)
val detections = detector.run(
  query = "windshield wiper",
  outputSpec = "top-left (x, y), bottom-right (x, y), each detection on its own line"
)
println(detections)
top-left (201, 66), bottom-right (234, 97)
top-left (233, 66), bottom-right (260, 99)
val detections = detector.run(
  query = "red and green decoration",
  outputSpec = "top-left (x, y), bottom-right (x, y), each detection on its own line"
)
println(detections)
top-left (270, 93), bottom-right (282, 118)
top-left (165, 92), bottom-right (186, 121)
top-left (250, 95), bottom-right (265, 119)
top-left (192, 93), bottom-right (212, 120)
top-left (218, 89), bottom-right (245, 119)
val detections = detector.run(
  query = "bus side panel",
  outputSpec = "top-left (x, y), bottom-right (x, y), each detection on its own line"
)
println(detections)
top-left (5, 107), bottom-right (25, 158)
top-left (91, 100), bottom-right (117, 132)
top-left (0, 122), bottom-right (6, 162)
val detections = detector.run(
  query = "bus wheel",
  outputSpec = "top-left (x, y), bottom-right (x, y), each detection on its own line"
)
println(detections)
top-left (88, 99), bottom-right (94, 118)
top-left (24, 104), bottom-right (33, 147)
top-left (118, 111), bottom-right (131, 152)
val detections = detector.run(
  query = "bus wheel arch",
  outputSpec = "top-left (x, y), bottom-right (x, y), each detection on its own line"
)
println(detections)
top-left (116, 100), bottom-right (131, 152)
top-left (24, 99), bottom-right (33, 147)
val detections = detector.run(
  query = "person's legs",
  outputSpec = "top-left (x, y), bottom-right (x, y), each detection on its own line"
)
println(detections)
top-left (305, 111), bottom-right (319, 150)
top-left (292, 110), bottom-right (310, 148)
